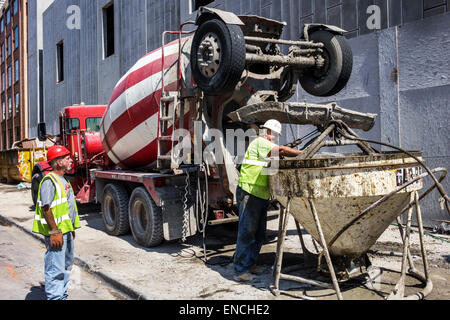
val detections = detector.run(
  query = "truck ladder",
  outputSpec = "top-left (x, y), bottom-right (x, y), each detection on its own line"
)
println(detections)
top-left (157, 93), bottom-right (184, 170)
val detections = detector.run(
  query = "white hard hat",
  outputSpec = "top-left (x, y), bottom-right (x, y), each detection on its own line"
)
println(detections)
top-left (262, 119), bottom-right (282, 136)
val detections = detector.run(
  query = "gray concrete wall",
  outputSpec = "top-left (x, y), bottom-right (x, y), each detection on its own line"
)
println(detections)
top-left (42, 0), bottom-right (81, 135)
top-left (27, 0), bottom-right (54, 137)
top-left (281, 13), bottom-right (450, 227)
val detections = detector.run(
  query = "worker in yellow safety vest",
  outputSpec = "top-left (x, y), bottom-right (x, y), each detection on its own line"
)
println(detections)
top-left (33, 145), bottom-right (81, 300)
top-left (234, 119), bottom-right (302, 282)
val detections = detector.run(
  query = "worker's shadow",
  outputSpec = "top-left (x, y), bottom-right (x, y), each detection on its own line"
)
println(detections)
top-left (25, 285), bottom-right (47, 300)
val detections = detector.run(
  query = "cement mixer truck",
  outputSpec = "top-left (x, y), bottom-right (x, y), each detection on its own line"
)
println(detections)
top-left (90, 7), bottom-right (364, 248)
top-left (38, 7), bottom-right (366, 248)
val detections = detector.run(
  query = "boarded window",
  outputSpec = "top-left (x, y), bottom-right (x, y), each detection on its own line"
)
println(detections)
top-left (103, 2), bottom-right (115, 58)
top-left (56, 41), bottom-right (64, 82)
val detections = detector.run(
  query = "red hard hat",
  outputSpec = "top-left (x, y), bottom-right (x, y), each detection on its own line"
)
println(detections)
top-left (47, 145), bottom-right (71, 162)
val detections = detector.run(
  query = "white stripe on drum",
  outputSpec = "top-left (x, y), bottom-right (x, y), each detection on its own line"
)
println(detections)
top-left (107, 113), bottom-right (159, 163)
top-left (115, 42), bottom-right (180, 91)
top-left (102, 65), bottom-right (178, 136)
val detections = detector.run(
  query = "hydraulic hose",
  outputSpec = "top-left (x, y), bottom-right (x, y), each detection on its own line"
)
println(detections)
top-left (334, 121), bottom-right (450, 216)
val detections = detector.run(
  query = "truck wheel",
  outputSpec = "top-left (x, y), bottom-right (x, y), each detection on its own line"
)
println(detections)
top-left (31, 173), bottom-right (43, 206)
top-left (101, 184), bottom-right (130, 236)
top-left (128, 187), bottom-right (163, 247)
top-left (190, 18), bottom-right (246, 95)
top-left (299, 30), bottom-right (353, 97)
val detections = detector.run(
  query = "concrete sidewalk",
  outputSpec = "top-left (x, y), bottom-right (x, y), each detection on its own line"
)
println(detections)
top-left (1, 183), bottom-right (449, 300)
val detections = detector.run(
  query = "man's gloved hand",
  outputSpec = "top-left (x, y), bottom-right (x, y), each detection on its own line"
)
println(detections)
top-left (50, 233), bottom-right (64, 250)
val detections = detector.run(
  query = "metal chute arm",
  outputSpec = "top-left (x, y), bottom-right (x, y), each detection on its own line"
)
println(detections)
top-left (228, 102), bottom-right (377, 132)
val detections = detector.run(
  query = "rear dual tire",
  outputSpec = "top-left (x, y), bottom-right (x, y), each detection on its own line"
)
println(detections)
top-left (128, 187), bottom-right (164, 248)
top-left (101, 183), bottom-right (163, 247)
top-left (102, 184), bottom-right (130, 236)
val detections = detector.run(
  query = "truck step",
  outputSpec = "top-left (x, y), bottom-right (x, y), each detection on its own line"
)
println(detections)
top-left (158, 136), bottom-right (173, 141)
top-left (160, 96), bottom-right (176, 103)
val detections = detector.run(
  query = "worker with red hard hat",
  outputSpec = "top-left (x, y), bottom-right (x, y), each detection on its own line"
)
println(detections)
top-left (46, 145), bottom-right (71, 162)
top-left (32, 145), bottom-right (81, 300)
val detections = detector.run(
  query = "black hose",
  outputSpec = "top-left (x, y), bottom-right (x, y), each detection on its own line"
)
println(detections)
top-left (334, 121), bottom-right (450, 216)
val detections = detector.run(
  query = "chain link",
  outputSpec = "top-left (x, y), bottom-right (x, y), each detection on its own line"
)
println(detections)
top-left (181, 172), bottom-right (190, 242)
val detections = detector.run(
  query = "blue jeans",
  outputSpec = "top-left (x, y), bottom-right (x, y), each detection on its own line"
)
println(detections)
top-left (234, 186), bottom-right (269, 274)
top-left (44, 232), bottom-right (74, 300)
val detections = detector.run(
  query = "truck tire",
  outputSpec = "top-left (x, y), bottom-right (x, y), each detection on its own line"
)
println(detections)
top-left (101, 183), bottom-right (130, 236)
top-left (128, 187), bottom-right (163, 247)
top-left (299, 30), bottom-right (353, 97)
top-left (31, 173), bottom-right (43, 206)
top-left (190, 18), bottom-right (246, 95)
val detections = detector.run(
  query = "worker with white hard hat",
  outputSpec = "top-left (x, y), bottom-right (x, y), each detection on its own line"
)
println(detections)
top-left (233, 119), bottom-right (302, 282)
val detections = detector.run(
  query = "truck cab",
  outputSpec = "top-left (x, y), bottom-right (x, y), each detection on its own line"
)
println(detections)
top-left (59, 104), bottom-right (106, 172)
top-left (31, 104), bottom-right (108, 205)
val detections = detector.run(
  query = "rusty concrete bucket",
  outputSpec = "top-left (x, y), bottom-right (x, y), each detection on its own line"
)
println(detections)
top-left (266, 122), bottom-right (448, 300)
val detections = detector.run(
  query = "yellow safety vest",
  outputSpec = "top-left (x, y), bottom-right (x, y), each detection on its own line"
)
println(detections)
top-left (33, 172), bottom-right (81, 236)
top-left (238, 137), bottom-right (276, 200)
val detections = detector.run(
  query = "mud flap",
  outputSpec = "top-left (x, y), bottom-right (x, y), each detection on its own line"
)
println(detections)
top-left (161, 198), bottom-right (198, 241)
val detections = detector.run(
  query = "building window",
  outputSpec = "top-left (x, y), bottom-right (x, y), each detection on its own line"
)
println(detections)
top-left (56, 41), bottom-right (64, 82)
top-left (2, 101), bottom-right (5, 120)
top-left (0, 19), bottom-right (3, 33)
top-left (6, 10), bottom-right (10, 25)
top-left (194, 0), bottom-right (214, 11)
top-left (8, 35), bottom-right (11, 56)
top-left (1, 43), bottom-right (4, 62)
top-left (2, 72), bottom-right (4, 91)
top-left (15, 59), bottom-right (19, 82)
top-left (15, 126), bottom-right (20, 142)
top-left (8, 96), bottom-right (12, 118)
top-left (13, 0), bottom-right (18, 15)
top-left (2, 130), bottom-right (6, 149)
top-left (15, 92), bottom-right (19, 114)
top-left (8, 128), bottom-right (12, 148)
top-left (14, 27), bottom-right (19, 49)
top-left (8, 66), bottom-right (11, 87)
top-left (102, 2), bottom-right (115, 59)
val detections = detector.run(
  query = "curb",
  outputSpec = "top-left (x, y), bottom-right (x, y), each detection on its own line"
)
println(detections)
top-left (0, 214), bottom-right (148, 300)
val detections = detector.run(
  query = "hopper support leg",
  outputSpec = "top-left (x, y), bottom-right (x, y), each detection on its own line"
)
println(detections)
top-left (270, 198), bottom-right (342, 300)
top-left (387, 191), bottom-right (433, 300)
top-left (308, 199), bottom-right (343, 300)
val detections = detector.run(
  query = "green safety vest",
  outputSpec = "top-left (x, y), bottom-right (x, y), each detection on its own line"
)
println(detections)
top-left (238, 137), bottom-right (276, 200)
top-left (33, 172), bottom-right (81, 236)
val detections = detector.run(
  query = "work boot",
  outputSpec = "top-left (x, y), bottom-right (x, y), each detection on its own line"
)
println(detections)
top-left (233, 272), bottom-right (254, 282)
top-left (249, 265), bottom-right (266, 275)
